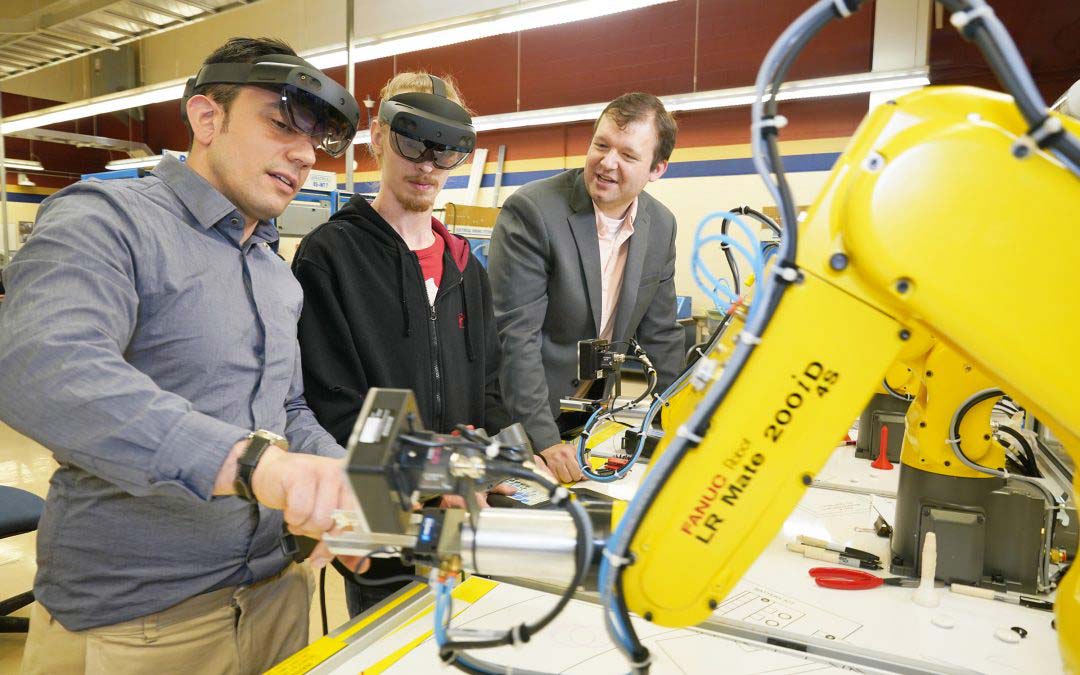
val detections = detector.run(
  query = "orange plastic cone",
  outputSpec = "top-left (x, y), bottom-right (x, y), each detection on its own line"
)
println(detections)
top-left (871, 424), bottom-right (894, 470)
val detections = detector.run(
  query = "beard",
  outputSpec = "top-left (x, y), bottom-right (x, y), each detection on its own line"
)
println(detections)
top-left (393, 176), bottom-right (439, 213)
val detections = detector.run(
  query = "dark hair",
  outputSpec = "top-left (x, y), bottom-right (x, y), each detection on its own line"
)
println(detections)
top-left (594, 92), bottom-right (677, 169)
top-left (184, 36), bottom-right (298, 134)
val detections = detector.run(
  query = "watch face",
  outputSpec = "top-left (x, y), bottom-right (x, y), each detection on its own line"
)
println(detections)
top-left (251, 429), bottom-right (289, 450)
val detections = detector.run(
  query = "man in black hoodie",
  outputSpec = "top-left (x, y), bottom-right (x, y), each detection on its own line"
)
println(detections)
top-left (292, 71), bottom-right (512, 616)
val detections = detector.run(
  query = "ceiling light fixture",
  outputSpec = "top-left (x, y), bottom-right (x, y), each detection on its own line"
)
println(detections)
top-left (1, 0), bottom-right (671, 136)
top-left (354, 68), bottom-right (930, 143)
top-left (104, 150), bottom-right (186, 171)
top-left (1, 82), bottom-right (188, 136)
top-left (2, 158), bottom-right (45, 171)
top-left (308, 0), bottom-right (671, 69)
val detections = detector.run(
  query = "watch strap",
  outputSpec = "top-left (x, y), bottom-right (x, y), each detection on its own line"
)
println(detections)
top-left (235, 431), bottom-right (285, 503)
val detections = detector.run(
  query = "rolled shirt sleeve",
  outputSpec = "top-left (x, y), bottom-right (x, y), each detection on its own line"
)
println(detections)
top-left (0, 188), bottom-right (252, 500)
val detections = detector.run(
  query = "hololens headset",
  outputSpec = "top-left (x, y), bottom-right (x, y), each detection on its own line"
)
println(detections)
top-left (377, 75), bottom-right (476, 170)
top-left (182, 53), bottom-right (361, 158)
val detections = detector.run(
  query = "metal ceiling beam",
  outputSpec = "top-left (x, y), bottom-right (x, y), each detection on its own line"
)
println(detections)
top-left (2, 1), bottom-right (265, 82)
top-left (101, 9), bottom-right (160, 30)
top-left (6, 127), bottom-right (154, 156)
top-left (4, 43), bottom-right (60, 60)
top-left (32, 32), bottom-right (91, 51)
top-left (0, 53), bottom-right (42, 68)
top-left (44, 27), bottom-right (119, 51)
top-left (127, 0), bottom-right (188, 22)
top-left (172, 0), bottom-right (216, 12)
top-left (76, 17), bottom-right (139, 38)
top-left (0, 0), bottom-right (124, 34)
top-left (12, 40), bottom-right (74, 58)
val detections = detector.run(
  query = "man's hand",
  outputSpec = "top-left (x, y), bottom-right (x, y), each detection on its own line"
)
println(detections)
top-left (250, 446), bottom-right (356, 541)
top-left (253, 448), bottom-right (372, 572)
top-left (438, 481), bottom-right (517, 509)
top-left (212, 441), bottom-right (368, 570)
top-left (539, 442), bottom-right (585, 483)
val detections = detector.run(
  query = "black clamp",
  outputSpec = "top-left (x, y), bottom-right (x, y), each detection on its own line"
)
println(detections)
top-left (949, 4), bottom-right (995, 40)
top-left (772, 261), bottom-right (803, 285)
top-left (753, 114), bottom-right (788, 138)
top-left (1012, 115), bottom-right (1064, 159)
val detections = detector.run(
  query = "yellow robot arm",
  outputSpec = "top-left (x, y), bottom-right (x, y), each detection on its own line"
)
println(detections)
top-left (616, 79), bottom-right (1080, 671)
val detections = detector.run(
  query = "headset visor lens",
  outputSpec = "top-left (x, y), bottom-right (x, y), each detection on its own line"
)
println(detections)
top-left (389, 128), bottom-right (471, 170)
top-left (280, 85), bottom-right (356, 158)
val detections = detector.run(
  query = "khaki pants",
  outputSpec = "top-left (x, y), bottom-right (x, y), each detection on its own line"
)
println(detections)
top-left (20, 563), bottom-right (314, 675)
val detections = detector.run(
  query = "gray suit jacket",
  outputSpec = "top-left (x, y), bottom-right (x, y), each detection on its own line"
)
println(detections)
top-left (488, 168), bottom-right (684, 450)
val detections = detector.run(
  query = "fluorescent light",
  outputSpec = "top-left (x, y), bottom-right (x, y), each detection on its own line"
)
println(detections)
top-left (774, 71), bottom-right (930, 102)
top-left (663, 69), bottom-right (930, 113)
top-left (307, 0), bottom-right (672, 69)
top-left (353, 68), bottom-right (930, 143)
top-left (1, 81), bottom-right (187, 136)
top-left (105, 150), bottom-right (187, 171)
top-left (0, 0), bottom-right (671, 136)
top-left (2, 158), bottom-right (44, 171)
top-left (105, 156), bottom-right (161, 170)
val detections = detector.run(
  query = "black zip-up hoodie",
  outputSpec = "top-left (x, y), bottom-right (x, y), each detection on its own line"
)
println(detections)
top-left (292, 195), bottom-right (510, 445)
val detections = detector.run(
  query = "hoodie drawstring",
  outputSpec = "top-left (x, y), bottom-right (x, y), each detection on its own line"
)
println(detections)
top-left (460, 281), bottom-right (475, 362)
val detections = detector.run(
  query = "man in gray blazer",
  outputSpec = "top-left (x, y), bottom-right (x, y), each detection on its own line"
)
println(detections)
top-left (488, 93), bottom-right (684, 482)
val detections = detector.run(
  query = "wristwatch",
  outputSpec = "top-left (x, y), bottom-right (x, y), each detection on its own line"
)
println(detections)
top-left (234, 429), bottom-right (289, 503)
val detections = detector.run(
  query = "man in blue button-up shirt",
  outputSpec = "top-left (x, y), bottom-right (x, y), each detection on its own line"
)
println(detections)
top-left (0, 38), bottom-right (362, 674)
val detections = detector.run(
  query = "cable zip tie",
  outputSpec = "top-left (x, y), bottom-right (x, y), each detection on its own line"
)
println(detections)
top-left (949, 4), bottom-right (994, 32)
top-left (773, 264), bottom-right (800, 282)
top-left (1013, 115), bottom-right (1063, 158)
top-left (752, 115), bottom-right (788, 131)
top-left (675, 426), bottom-right (704, 444)
top-left (738, 331), bottom-right (763, 346)
top-left (602, 549), bottom-right (632, 568)
top-left (1029, 116), bottom-right (1063, 146)
top-left (831, 0), bottom-right (853, 18)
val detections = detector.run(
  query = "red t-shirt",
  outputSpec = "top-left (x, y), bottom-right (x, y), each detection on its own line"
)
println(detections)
top-left (415, 232), bottom-right (445, 305)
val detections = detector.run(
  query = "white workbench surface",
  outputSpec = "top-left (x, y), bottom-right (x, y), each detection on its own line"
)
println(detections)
top-left (300, 444), bottom-right (1063, 674)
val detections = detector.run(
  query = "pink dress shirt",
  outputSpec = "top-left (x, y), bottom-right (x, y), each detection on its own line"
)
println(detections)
top-left (594, 198), bottom-right (638, 341)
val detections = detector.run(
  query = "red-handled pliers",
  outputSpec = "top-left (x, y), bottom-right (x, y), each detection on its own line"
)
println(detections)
top-left (809, 567), bottom-right (917, 590)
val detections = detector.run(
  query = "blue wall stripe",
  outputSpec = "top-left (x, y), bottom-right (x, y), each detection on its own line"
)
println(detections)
top-left (343, 151), bottom-right (840, 193)
top-left (3, 192), bottom-right (48, 204)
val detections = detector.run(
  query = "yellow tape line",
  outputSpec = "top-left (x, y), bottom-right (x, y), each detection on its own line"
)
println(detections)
top-left (337, 583), bottom-right (428, 642)
top-left (267, 577), bottom-right (499, 674)
top-left (452, 576), bottom-right (499, 603)
top-left (265, 582), bottom-right (427, 674)
top-left (264, 635), bottom-right (347, 675)
top-left (363, 577), bottom-right (499, 674)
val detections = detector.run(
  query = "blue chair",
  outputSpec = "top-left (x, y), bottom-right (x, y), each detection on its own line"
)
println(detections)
top-left (0, 485), bottom-right (44, 632)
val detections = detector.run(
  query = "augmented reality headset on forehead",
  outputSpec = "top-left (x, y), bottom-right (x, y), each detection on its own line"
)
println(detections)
top-left (377, 77), bottom-right (476, 155)
top-left (181, 54), bottom-right (361, 157)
